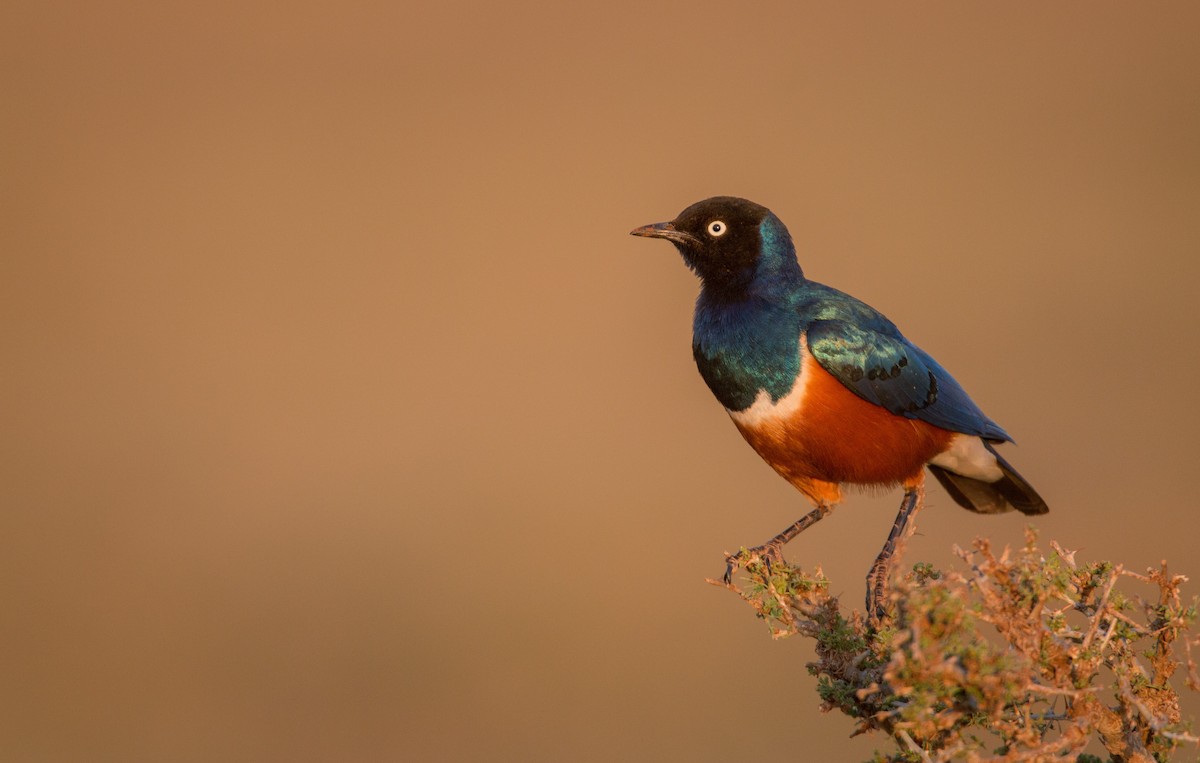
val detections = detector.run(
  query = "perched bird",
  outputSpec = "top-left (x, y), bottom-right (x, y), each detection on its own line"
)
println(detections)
top-left (631, 197), bottom-right (1047, 619)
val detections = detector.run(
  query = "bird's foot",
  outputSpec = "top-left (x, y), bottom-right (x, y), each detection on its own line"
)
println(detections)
top-left (721, 505), bottom-right (833, 585)
top-left (865, 565), bottom-right (891, 625)
top-left (722, 542), bottom-right (786, 585)
top-left (865, 488), bottom-right (922, 626)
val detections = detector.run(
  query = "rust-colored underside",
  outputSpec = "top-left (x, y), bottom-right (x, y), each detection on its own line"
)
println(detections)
top-left (734, 359), bottom-right (955, 506)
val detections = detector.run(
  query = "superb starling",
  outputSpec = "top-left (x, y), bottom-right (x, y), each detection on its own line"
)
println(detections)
top-left (632, 196), bottom-right (1047, 619)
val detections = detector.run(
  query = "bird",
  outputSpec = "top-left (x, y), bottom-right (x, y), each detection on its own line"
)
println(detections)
top-left (631, 196), bottom-right (1048, 620)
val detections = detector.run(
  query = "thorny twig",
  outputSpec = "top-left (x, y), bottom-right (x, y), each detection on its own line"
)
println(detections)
top-left (716, 529), bottom-right (1200, 762)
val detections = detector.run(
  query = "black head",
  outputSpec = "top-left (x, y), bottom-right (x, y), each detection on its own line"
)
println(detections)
top-left (631, 196), bottom-right (793, 298)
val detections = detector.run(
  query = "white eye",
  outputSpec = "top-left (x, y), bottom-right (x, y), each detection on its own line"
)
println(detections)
top-left (707, 220), bottom-right (727, 237)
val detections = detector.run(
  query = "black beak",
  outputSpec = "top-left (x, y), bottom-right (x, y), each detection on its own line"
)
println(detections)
top-left (630, 221), bottom-right (701, 247)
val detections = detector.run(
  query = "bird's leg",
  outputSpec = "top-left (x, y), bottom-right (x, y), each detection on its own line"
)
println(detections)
top-left (865, 487), bottom-right (923, 623)
top-left (723, 503), bottom-right (833, 584)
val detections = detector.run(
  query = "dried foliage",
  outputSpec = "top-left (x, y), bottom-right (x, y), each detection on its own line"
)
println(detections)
top-left (712, 529), bottom-right (1200, 762)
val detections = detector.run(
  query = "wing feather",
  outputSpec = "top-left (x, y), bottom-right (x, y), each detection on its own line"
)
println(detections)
top-left (806, 319), bottom-right (1010, 441)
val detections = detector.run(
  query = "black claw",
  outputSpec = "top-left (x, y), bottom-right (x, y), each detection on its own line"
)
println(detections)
top-left (723, 551), bottom-right (742, 585)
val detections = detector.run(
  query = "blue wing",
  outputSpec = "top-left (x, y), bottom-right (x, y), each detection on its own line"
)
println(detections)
top-left (805, 319), bottom-right (1011, 441)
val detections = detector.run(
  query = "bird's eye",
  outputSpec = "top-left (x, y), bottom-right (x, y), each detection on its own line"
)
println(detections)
top-left (707, 220), bottom-right (727, 237)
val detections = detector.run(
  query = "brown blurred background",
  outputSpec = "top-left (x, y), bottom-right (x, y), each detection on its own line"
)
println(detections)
top-left (3, 2), bottom-right (1199, 761)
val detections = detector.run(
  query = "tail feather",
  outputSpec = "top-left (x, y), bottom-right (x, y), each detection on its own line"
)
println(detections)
top-left (928, 442), bottom-right (1048, 516)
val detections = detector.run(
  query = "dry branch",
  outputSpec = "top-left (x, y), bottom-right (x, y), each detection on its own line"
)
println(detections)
top-left (711, 529), bottom-right (1200, 762)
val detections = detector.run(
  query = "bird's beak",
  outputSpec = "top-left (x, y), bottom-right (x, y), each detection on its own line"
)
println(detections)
top-left (630, 221), bottom-right (701, 247)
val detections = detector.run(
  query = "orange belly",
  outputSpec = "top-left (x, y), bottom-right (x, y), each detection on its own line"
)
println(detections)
top-left (733, 358), bottom-right (954, 506)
